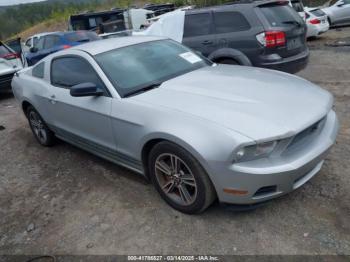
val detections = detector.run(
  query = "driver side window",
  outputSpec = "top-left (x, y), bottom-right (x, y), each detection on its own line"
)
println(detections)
top-left (51, 56), bottom-right (107, 95)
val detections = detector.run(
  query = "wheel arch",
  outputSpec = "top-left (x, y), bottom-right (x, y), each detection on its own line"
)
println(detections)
top-left (22, 100), bottom-right (33, 117)
top-left (140, 133), bottom-right (212, 181)
top-left (208, 48), bottom-right (252, 66)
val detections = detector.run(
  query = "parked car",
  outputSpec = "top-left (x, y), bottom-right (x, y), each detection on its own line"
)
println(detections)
top-left (322, 0), bottom-right (350, 27)
top-left (288, 0), bottom-right (306, 20)
top-left (12, 37), bottom-right (339, 213)
top-left (0, 40), bottom-right (24, 92)
top-left (26, 31), bottom-right (100, 66)
top-left (24, 33), bottom-right (48, 52)
top-left (138, 0), bottom-right (309, 73)
top-left (305, 7), bottom-right (329, 38)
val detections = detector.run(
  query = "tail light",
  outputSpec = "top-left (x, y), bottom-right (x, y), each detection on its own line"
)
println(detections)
top-left (0, 53), bottom-right (20, 60)
top-left (309, 19), bottom-right (320, 25)
top-left (63, 45), bottom-right (71, 49)
top-left (256, 31), bottom-right (286, 48)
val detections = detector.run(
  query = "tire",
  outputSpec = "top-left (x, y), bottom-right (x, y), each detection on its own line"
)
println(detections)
top-left (26, 106), bottom-right (55, 146)
top-left (148, 141), bottom-right (216, 214)
top-left (217, 58), bottom-right (239, 65)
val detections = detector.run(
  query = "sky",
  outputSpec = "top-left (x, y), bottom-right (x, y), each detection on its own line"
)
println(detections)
top-left (0, 0), bottom-right (46, 6)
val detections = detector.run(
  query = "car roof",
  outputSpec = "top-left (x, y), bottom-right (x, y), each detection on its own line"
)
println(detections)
top-left (71, 35), bottom-right (166, 55)
top-left (187, 0), bottom-right (289, 12)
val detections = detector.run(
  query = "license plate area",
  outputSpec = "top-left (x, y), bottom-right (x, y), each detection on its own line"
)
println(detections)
top-left (287, 37), bottom-right (302, 50)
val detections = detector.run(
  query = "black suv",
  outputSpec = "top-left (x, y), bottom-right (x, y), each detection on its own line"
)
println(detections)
top-left (183, 0), bottom-right (309, 73)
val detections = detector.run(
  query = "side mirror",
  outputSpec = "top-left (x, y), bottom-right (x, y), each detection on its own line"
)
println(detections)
top-left (30, 47), bottom-right (38, 53)
top-left (337, 1), bottom-right (345, 6)
top-left (70, 82), bottom-right (104, 97)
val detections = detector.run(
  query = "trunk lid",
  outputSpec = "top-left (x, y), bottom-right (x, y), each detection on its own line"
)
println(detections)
top-left (257, 2), bottom-right (307, 58)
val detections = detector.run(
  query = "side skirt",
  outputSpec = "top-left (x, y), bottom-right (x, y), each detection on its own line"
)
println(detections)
top-left (49, 125), bottom-right (145, 176)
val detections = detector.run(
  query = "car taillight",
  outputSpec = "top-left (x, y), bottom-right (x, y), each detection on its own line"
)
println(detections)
top-left (256, 31), bottom-right (286, 48)
top-left (309, 19), bottom-right (320, 24)
top-left (63, 45), bottom-right (71, 49)
top-left (0, 53), bottom-right (20, 60)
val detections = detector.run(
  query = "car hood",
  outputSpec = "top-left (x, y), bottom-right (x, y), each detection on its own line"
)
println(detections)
top-left (132, 65), bottom-right (333, 141)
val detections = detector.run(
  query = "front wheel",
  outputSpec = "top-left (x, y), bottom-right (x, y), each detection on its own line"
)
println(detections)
top-left (27, 106), bottom-right (55, 146)
top-left (149, 142), bottom-right (216, 214)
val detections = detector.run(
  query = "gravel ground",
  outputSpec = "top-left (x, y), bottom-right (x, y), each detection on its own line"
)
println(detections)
top-left (0, 28), bottom-right (349, 256)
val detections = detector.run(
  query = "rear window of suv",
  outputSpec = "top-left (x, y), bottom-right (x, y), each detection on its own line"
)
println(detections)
top-left (259, 4), bottom-right (304, 27)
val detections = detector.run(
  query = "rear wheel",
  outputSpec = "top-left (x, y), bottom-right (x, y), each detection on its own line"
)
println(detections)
top-left (27, 106), bottom-right (55, 146)
top-left (149, 141), bottom-right (216, 214)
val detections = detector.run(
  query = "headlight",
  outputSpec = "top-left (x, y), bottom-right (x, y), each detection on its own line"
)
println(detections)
top-left (234, 141), bottom-right (278, 162)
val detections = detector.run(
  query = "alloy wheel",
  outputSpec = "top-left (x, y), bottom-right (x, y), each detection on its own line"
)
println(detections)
top-left (29, 111), bottom-right (47, 144)
top-left (154, 153), bottom-right (198, 206)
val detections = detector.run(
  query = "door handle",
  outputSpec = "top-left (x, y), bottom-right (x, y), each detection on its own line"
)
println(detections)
top-left (49, 94), bottom-right (57, 104)
top-left (202, 40), bottom-right (213, 45)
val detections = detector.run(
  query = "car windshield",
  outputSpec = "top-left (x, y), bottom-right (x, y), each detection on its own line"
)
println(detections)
top-left (95, 39), bottom-right (210, 97)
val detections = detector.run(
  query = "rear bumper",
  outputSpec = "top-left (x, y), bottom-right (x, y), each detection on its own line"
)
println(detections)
top-left (0, 72), bottom-right (15, 91)
top-left (257, 48), bottom-right (310, 74)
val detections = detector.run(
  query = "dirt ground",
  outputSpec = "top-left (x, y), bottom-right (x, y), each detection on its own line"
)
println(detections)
top-left (0, 28), bottom-right (350, 256)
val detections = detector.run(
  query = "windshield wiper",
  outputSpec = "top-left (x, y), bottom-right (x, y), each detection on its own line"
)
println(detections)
top-left (124, 82), bottom-right (162, 98)
top-left (282, 20), bottom-right (302, 27)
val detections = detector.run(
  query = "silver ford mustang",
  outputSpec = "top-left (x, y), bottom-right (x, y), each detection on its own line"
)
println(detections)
top-left (12, 36), bottom-right (339, 214)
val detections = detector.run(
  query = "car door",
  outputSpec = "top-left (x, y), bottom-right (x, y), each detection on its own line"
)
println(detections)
top-left (212, 9), bottom-right (261, 62)
top-left (182, 12), bottom-right (217, 57)
top-left (335, 0), bottom-right (350, 24)
top-left (47, 55), bottom-right (116, 152)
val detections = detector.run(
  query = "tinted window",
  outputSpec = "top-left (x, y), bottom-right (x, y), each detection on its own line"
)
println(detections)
top-left (51, 57), bottom-right (105, 90)
top-left (260, 4), bottom-right (304, 27)
top-left (35, 37), bottom-right (45, 50)
top-left (25, 39), bottom-right (31, 47)
top-left (184, 13), bottom-right (212, 37)
top-left (0, 45), bottom-right (10, 57)
top-left (65, 31), bottom-right (100, 42)
top-left (44, 35), bottom-right (60, 49)
top-left (214, 11), bottom-right (250, 33)
top-left (95, 40), bottom-right (209, 97)
top-left (32, 62), bottom-right (45, 79)
top-left (310, 9), bottom-right (326, 17)
top-left (291, 0), bottom-right (304, 12)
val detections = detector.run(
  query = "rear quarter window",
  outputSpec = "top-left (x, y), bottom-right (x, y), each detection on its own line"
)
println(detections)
top-left (213, 11), bottom-right (251, 33)
top-left (259, 4), bottom-right (304, 27)
top-left (32, 62), bottom-right (45, 79)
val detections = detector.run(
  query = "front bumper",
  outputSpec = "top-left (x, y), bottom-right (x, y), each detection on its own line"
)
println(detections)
top-left (210, 110), bottom-right (339, 205)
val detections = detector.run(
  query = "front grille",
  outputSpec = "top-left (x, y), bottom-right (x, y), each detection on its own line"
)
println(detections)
top-left (286, 116), bottom-right (326, 151)
top-left (0, 73), bottom-right (14, 85)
